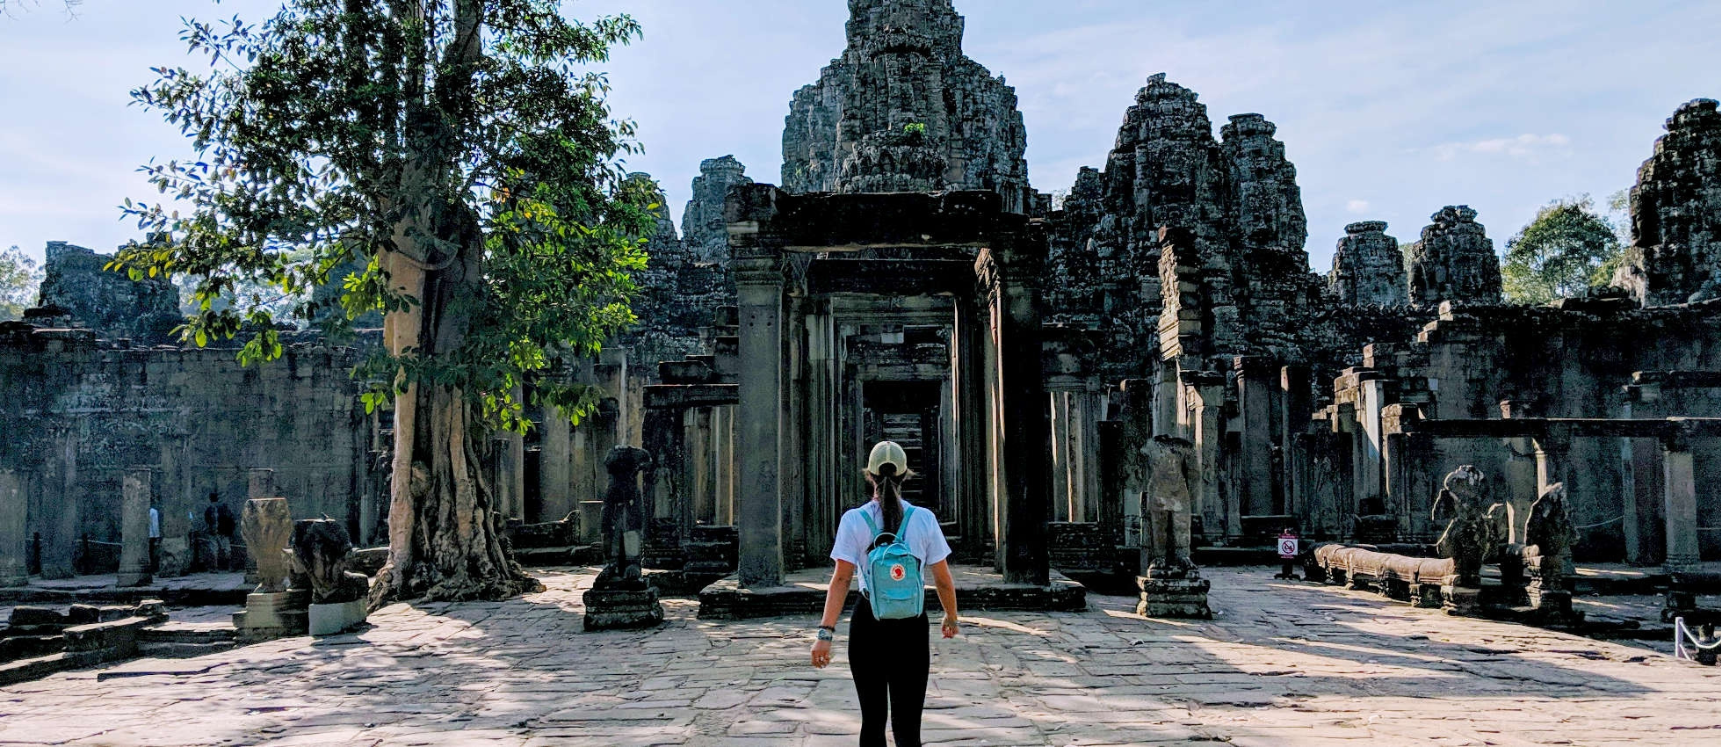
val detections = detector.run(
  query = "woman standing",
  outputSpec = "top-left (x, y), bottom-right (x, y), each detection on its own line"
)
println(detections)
top-left (811, 441), bottom-right (959, 747)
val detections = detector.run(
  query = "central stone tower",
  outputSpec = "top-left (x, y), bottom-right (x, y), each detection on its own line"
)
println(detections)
top-left (781, 0), bottom-right (1033, 212)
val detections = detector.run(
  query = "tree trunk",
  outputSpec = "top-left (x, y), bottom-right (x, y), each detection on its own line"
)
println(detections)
top-left (368, 245), bottom-right (541, 608)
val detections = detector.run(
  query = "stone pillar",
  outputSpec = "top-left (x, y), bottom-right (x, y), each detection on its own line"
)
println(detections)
top-left (1152, 365), bottom-right (1181, 439)
top-left (540, 407), bottom-right (574, 522)
top-left (38, 425), bottom-right (78, 580)
top-left (1235, 357), bottom-right (1278, 519)
top-left (1280, 365), bottom-right (1312, 518)
top-left (117, 467), bottom-right (154, 587)
top-left (983, 228), bottom-right (1052, 586)
top-left (736, 255), bottom-right (785, 588)
top-left (1187, 374), bottom-right (1228, 539)
top-left (713, 407), bottom-right (735, 526)
top-left (1353, 372), bottom-right (1386, 514)
top-left (1381, 405), bottom-right (1432, 541)
top-left (807, 306), bottom-right (840, 554)
top-left (690, 408), bottom-right (714, 525)
top-left (782, 296), bottom-right (810, 569)
top-left (155, 435), bottom-right (192, 576)
top-left (0, 470), bottom-right (28, 587)
top-left (1050, 392), bottom-right (1070, 522)
top-left (1663, 429), bottom-right (1700, 571)
top-left (1619, 400), bottom-right (1643, 563)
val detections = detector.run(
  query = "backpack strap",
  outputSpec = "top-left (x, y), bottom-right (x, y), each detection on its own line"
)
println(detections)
top-left (859, 510), bottom-right (881, 540)
top-left (896, 505), bottom-right (914, 545)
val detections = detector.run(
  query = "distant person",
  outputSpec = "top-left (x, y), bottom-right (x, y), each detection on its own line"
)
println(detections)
top-left (811, 441), bottom-right (959, 747)
top-left (148, 502), bottom-right (162, 572)
top-left (204, 493), bottom-right (235, 571)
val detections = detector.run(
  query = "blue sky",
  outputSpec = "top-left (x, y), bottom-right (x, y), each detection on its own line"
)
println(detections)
top-left (3, 0), bottom-right (1718, 273)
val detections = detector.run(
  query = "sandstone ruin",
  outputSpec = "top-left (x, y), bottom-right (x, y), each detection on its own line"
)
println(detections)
top-left (2, 0), bottom-right (1719, 640)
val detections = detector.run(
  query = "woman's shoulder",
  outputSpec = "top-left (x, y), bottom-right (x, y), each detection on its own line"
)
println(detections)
top-left (906, 503), bottom-right (941, 526)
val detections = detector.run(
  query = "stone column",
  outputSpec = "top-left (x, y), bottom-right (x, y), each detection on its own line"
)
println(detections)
top-left (1381, 405), bottom-right (1432, 540)
top-left (808, 306), bottom-right (840, 555)
top-left (1352, 371), bottom-right (1386, 515)
top-left (1663, 428), bottom-right (1700, 571)
top-left (735, 255), bottom-right (785, 588)
top-left (1235, 357), bottom-right (1278, 519)
top-left (1187, 374), bottom-right (1228, 539)
top-left (156, 435), bottom-right (192, 576)
top-left (0, 470), bottom-right (28, 587)
top-left (1280, 365), bottom-right (1312, 518)
top-left (713, 407), bottom-right (735, 526)
top-left (38, 425), bottom-right (78, 580)
top-left (1050, 392), bottom-right (1071, 522)
top-left (540, 407), bottom-right (574, 522)
top-left (983, 227), bottom-right (1052, 586)
top-left (691, 408), bottom-right (715, 525)
top-left (117, 467), bottom-right (154, 587)
top-left (782, 297), bottom-right (810, 568)
top-left (1619, 399), bottom-right (1643, 563)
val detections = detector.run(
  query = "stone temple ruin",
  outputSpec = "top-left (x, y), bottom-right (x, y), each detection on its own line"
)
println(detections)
top-left (4, 0), bottom-right (1721, 660)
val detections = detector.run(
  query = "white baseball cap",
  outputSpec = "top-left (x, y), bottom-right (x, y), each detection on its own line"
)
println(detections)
top-left (866, 441), bottom-right (909, 476)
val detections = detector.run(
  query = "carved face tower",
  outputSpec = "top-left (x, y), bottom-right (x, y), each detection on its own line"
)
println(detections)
top-left (781, 0), bottom-right (1032, 212)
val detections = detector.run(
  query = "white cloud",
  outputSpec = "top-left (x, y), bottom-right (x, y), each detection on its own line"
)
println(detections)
top-left (1346, 200), bottom-right (1371, 214)
top-left (1434, 133), bottom-right (1573, 161)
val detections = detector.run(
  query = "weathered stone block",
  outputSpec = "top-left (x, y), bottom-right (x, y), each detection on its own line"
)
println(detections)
top-left (1136, 571), bottom-right (1212, 620)
top-left (308, 600), bottom-right (367, 637)
top-left (582, 588), bottom-right (664, 632)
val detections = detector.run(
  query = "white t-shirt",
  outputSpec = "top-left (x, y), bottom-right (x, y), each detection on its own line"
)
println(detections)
top-left (830, 500), bottom-right (952, 591)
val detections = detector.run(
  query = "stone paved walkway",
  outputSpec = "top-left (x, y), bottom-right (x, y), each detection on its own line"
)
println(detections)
top-left (1, 567), bottom-right (1718, 746)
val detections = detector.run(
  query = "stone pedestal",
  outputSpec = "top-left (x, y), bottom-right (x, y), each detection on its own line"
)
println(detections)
top-left (116, 468), bottom-right (153, 587)
top-left (308, 600), bottom-right (368, 636)
top-left (234, 589), bottom-right (310, 639)
top-left (1136, 568), bottom-right (1211, 619)
top-left (582, 587), bottom-right (664, 632)
top-left (1441, 585), bottom-right (1482, 616)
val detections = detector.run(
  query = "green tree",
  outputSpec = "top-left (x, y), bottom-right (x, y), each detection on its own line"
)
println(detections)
top-left (1501, 196), bottom-right (1625, 304)
top-left (0, 245), bottom-right (42, 321)
top-left (115, 0), bottom-right (657, 604)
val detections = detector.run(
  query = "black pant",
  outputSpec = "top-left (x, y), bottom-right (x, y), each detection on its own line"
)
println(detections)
top-left (848, 602), bottom-right (929, 747)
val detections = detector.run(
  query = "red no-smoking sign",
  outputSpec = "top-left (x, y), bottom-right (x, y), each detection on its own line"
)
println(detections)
top-left (1277, 534), bottom-right (1299, 559)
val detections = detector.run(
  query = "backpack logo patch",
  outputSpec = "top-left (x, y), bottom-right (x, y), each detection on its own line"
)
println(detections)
top-left (890, 564), bottom-right (906, 582)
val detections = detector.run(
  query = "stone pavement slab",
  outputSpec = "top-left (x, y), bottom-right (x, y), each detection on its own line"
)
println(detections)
top-left (0, 567), bottom-right (1717, 745)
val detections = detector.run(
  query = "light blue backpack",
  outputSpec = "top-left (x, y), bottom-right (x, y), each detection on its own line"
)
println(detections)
top-left (859, 505), bottom-right (925, 620)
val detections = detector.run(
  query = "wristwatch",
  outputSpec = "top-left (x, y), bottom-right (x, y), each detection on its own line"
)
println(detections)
top-left (815, 627), bottom-right (835, 642)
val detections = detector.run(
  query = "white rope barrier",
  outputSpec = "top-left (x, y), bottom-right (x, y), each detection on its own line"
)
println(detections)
top-left (1573, 516), bottom-right (1625, 530)
top-left (1675, 617), bottom-right (1721, 663)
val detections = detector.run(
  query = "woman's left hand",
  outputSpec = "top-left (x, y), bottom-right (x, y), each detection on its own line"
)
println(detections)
top-left (941, 614), bottom-right (960, 639)
top-left (811, 639), bottom-right (833, 668)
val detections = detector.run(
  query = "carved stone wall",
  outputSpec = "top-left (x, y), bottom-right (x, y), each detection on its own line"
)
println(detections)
top-left (1405, 206), bottom-right (1502, 306)
top-left (781, 0), bottom-right (1031, 212)
top-left (1618, 99), bottom-right (1721, 306)
top-left (35, 242), bottom-right (180, 343)
top-left (1330, 221), bottom-right (1409, 306)
top-left (0, 328), bottom-right (375, 562)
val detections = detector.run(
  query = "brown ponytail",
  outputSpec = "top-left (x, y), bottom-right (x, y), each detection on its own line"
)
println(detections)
top-left (867, 464), bottom-right (913, 535)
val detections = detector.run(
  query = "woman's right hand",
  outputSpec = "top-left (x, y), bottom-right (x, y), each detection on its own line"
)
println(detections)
top-left (811, 639), bottom-right (833, 668)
